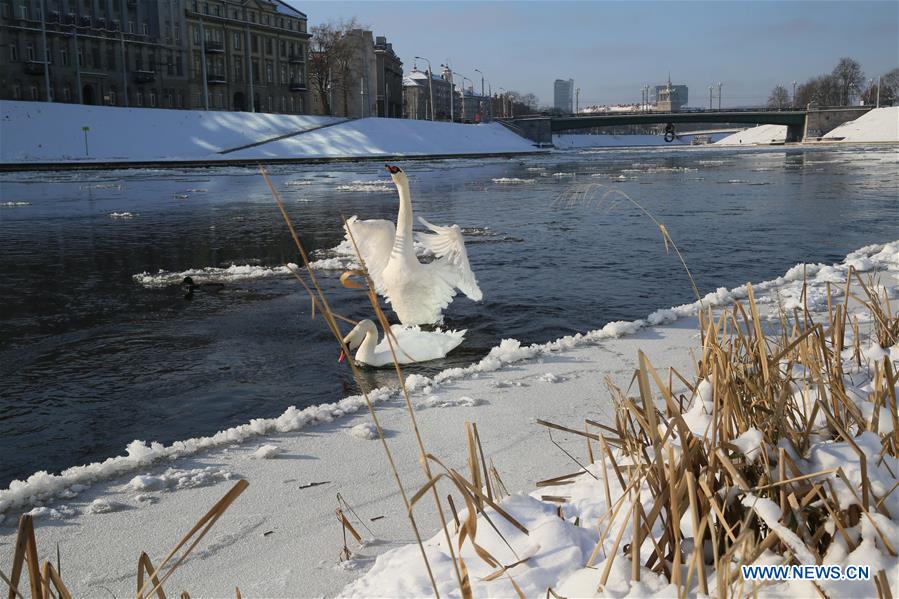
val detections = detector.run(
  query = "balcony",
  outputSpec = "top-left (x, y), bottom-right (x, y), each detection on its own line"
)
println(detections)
top-left (204, 41), bottom-right (224, 53)
top-left (289, 80), bottom-right (306, 91)
top-left (133, 70), bottom-right (156, 84)
top-left (23, 61), bottom-right (47, 75)
top-left (207, 73), bottom-right (227, 84)
top-left (287, 53), bottom-right (304, 64)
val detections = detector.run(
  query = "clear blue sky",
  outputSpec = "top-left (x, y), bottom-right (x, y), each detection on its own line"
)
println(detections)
top-left (291, 1), bottom-right (898, 108)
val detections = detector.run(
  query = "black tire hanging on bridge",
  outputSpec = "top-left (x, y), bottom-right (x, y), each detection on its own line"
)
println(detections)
top-left (663, 123), bottom-right (676, 143)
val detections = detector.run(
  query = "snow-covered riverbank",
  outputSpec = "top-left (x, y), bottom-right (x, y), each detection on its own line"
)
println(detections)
top-left (0, 101), bottom-right (540, 165)
top-left (1, 239), bottom-right (897, 597)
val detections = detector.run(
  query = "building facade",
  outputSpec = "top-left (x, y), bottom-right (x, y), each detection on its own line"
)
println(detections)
top-left (0, 0), bottom-right (310, 113)
top-left (402, 66), bottom-right (453, 121)
top-left (554, 78), bottom-right (573, 113)
top-left (185, 0), bottom-right (310, 113)
top-left (373, 35), bottom-right (400, 118)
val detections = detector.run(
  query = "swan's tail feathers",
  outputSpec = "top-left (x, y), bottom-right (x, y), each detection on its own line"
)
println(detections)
top-left (415, 217), bottom-right (483, 302)
top-left (343, 217), bottom-right (396, 293)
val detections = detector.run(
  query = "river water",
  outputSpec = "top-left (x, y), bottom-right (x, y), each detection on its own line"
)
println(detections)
top-left (1, 145), bottom-right (897, 486)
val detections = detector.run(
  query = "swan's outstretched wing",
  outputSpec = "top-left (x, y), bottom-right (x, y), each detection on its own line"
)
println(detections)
top-left (415, 217), bottom-right (483, 301)
top-left (344, 216), bottom-right (395, 292)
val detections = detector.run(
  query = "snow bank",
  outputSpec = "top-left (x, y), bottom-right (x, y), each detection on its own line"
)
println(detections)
top-left (823, 106), bottom-right (899, 143)
top-left (0, 100), bottom-right (342, 162)
top-left (715, 124), bottom-right (787, 146)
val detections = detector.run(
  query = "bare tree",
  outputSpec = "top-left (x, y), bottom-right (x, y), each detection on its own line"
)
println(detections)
top-left (862, 68), bottom-right (899, 106)
top-left (308, 18), bottom-right (359, 116)
top-left (767, 85), bottom-right (791, 109)
top-left (795, 74), bottom-right (842, 108)
top-left (832, 57), bottom-right (864, 106)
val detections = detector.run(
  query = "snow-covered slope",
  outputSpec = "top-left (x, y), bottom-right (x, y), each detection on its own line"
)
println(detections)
top-left (0, 101), bottom-right (540, 164)
top-left (823, 106), bottom-right (899, 142)
top-left (0, 100), bottom-right (342, 162)
top-left (715, 124), bottom-right (787, 146)
top-left (224, 118), bottom-right (538, 159)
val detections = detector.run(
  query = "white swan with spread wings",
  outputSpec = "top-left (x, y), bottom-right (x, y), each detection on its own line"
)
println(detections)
top-left (343, 165), bottom-right (482, 325)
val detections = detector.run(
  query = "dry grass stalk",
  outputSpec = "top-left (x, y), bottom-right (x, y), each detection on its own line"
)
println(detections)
top-left (136, 479), bottom-right (249, 599)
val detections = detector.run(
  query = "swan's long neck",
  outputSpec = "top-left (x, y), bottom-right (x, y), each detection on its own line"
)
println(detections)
top-left (391, 177), bottom-right (416, 261)
top-left (354, 321), bottom-right (380, 364)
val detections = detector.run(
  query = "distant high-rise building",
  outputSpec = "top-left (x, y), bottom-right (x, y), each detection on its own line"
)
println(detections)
top-left (554, 78), bottom-right (573, 113)
top-left (652, 81), bottom-right (688, 111)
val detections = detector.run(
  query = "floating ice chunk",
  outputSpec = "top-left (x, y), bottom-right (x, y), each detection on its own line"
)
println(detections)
top-left (108, 212), bottom-right (135, 219)
top-left (539, 372), bottom-right (561, 383)
top-left (492, 177), bottom-right (536, 184)
top-left (27, 506), bottom-right (76, 520)
top-left (133, 263), bottom-right (300, 287)
top-left (347, 423), bottom-right (377, 440)
top-left (251, 444), bottom-right (283, 459)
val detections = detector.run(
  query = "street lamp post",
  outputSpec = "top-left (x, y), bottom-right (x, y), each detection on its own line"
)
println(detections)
top-left (709, 86), bottom-right (712, 110)
top-left (717, 82), bottom-right (723, 110)
top-left (414, 55), bottom-right (435, 120)
top-left (441, 63), bottom-right (455, 122)
top-left (474, 68), bottom-right (486, 121)
top-left (792, 81), bottom-right (797, 107)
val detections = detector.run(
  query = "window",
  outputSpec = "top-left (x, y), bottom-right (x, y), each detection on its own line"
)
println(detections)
top-left (279, 64), bottom-right (286, 84)
top-left (149, 91), bottom-right (156, 106)
top-left (108, 90), bottom-right (117, 105)
top-left (174, 25), bottom-right (181, 41)
top-left (128, 21), bottom-right (135, 33)
top-left (289, 96), bottom-right (295, 112)
top-left (251, 34), bottom-right (258, 53)
top-left (279, 40), bottom-right (286, 57)
top-left (135, 51), bottom-right (142, 70)
top-left (25, 42), bottom-right (34, 61)
top-left (45, 45), bottom-right (52, 63)
top-left (213, 4), bottom-right (220, 17)
top-left (77, 48), bottom-right (83, 66)
top-left (63, 86), bottom-right (71, 101)
top-left (233, 32), bottom-right (240, 50)
top-left (19, 4), bottom-right (28, 19)
top-left (92, 44), bottom-right (100, 68)
top-left (141, 22), bottom-right (148, 35)
top-left (165, 92), bottom-right (172, 107)
top-left (267, 95), bottom-right (272, 111)
top-left (166, 51), bottom-right (174, 75)
top-left (176, 53), bottom-right (183, 76)
top-left (193, 25), bottom-right (200, 44)
top-left (0, 3), bottom-right (8, 18)
top-left (281, 96), bottom-right (286, 112)
top-left (137, 91), bottom-right (144, 106)
top-left (192, 54), bottom-right (200, 78)
top-left (265, 61), bottom-right (272, 83)
top-left (265, 37), bottom-right (272, 55)
top-left (13, 82), bottom-right (21, 99)
top-left (30, 85), bottom-right (38, 100)
top-left (60, 46), bottom-right (68, 66)
top-left (193, 92), bottom-right (202, 107)
top-left (9, 43), bottom-right (18, 62)
top-left (107, 46), bottom-right (115, 69)
top-left (203, 2), bottom-right (208, 15)
top-left (252, 59), bottom-right (259, 82)
top-left (263, 14), bottom-right (269, 25)
top-left (177, 92), bottom-right (184, 108)
top-left (233, 57), bottom-right (242, 81)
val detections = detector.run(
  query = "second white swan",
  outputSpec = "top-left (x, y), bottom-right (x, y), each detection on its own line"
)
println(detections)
top-left (338, 319), bottom-right (466, 367)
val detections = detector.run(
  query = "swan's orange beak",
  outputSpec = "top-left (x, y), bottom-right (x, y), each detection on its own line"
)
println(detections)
top-left (385, 164), bottom-right (402, 174)
top-left (338, 349), bottom-right (347, 363)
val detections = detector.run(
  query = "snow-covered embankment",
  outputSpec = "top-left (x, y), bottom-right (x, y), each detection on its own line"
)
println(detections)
top-left (0, 100), bottom-right (541, 165)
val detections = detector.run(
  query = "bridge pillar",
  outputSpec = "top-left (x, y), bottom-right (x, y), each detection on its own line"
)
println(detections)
top-left (786, 122), bottom-right (804, 143)
top-left (510, 118), bottom-right (553, 146)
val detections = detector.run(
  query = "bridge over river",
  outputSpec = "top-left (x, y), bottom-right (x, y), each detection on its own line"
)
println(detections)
top-left (504, 107), bottom-right (871, 145)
